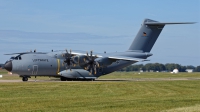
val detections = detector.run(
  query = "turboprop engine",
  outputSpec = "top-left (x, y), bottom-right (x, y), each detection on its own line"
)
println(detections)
top-left (95, 57), bottom-right (115, 67)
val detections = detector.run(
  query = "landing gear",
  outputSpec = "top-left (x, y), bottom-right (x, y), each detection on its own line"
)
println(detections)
top-left (66, 78), bottom-right (73, 81)
top-left (22, 77), bottom-right (28, 81)
top-left (91, 79), bottom-right (95, 81)
top-left (60, 77), bottom-right (67, 81)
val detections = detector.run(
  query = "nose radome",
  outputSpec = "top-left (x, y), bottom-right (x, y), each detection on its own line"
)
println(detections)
top-left (4, 61), bottom-right (12, 72)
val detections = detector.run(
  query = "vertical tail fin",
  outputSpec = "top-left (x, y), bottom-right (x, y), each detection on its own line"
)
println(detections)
top-left (128, 18), bottom-right (195, 52)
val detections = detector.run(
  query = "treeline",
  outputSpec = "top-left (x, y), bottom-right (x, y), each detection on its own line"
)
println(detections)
top-left (0, 64), bottom-right (4, 68)
top-left (119, 63), bottom-right (200, 72)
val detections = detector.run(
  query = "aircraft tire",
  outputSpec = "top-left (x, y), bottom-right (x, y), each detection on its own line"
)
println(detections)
top-left (66, 78), bottom-right (73, 81)
top-left (91, 79), bottom-right (95, 81)
top-left (22, 77), bottom-right (28, 81)
top-left (60, 77), bottom-right (67, 81)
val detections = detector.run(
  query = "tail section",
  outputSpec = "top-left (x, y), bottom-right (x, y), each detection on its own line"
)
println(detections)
top-left (128, 18), bottom-right (195, 52)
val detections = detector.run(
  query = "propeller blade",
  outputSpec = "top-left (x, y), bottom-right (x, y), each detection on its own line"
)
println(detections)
top-left (66, 49), bottom-right (68, 54)
top-left (93, 64), bottom-right (97, 74)
top-left (86, 65), bottom-right (90, 70)
top-left (90, 68), bottom-right (92, 75)
top-left (66, 66), bottom-right (69, 70)
top-left (86, 52), bottom-right (91, 60)
top-left (84, 50), bottom-right (100, 75)
top-left (85, 60), bottom-right (89, 63)
top-left (86, 55), bottom-right (91, 60)
top-left (95, 61), bottom-right (99, 68)
top-left (90, 50), bottom-right (92, 57)
top-left (63, 49), bottom-right (77, 71)
top-left (70, 49), bottom-right (72, 57)
top-left (70, 65), bottom-right (72, 71)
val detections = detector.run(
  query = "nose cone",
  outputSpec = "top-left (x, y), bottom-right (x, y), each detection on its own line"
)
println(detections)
top-left (4, 61), bottom-right (12, 72)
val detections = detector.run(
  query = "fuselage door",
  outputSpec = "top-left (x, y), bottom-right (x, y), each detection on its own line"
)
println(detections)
top-left (32, 65), bottom-right (38, 75)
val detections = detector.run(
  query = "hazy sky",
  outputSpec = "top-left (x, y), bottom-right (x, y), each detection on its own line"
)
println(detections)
top-left (0, 0), bottom-right (199, 66)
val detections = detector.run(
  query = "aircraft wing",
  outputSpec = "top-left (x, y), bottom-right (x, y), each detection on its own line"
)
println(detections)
top-left (4, 52), bottom-right (47, 55)
top-left (71, 50), bottom-right (150, 62)
top-left (108, 56), bottom-right (149, 62)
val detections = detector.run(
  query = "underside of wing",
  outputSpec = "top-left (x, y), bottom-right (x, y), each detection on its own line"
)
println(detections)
top-left (108, 56), bottom-right (149, 62)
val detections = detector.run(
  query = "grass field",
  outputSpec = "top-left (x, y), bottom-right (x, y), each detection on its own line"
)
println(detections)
top-left (1, 69), bottom-right (200, 112)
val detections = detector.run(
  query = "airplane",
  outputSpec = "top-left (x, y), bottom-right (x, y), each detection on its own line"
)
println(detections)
top-left (3, 19), bottom-right (195, 81)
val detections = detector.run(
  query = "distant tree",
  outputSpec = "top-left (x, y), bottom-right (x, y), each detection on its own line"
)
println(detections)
top-left (126, 66), bottom-right (132, 72)
top-left (134, 64), bottom-right (144, 71)
top-left (117, 63), bottom-right (199, 72)
top-left (165, 63), bottom-right (174, 71)
top-left (158, 63), bottom-right (166, 71)
top-left (165, 63), bottom-right (180, 71)
top-left (145, 63), bottom-right (156, 71)
top-left (180, 66), bottom-right (187, 72)
top-left (195, 66), bottom-right (200, 72)
top-left (186, 65), bottom-right (195, 69)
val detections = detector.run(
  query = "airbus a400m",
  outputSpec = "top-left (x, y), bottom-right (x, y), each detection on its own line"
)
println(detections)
top-left (4, 19), bottom-right (194, 81)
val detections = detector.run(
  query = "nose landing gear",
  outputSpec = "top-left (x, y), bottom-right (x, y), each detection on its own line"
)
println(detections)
top-left (22, 77), bottom-right (28, 81)
top-left (20, 76), bottom-right (30, 82)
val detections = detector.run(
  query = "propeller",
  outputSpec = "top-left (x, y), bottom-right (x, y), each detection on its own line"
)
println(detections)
top-left (62, 49), bottom-right (76, 71)
top-left (84, 50), bottom-right (99, 75)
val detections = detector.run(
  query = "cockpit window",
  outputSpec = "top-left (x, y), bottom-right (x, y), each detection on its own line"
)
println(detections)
top-left (15, 57), bottom-right (18, 60)
top-left (11, 56), bottom-right (22, 60)
top-left (10, 57), bottom-right (15, 60)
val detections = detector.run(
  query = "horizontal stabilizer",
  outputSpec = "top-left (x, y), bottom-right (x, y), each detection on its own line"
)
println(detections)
top-left (145, 22), bottom-right (196, 25)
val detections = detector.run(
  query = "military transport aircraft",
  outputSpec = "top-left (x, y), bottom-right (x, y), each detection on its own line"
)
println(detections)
top-left (4, 19), bottom-right (195, 81)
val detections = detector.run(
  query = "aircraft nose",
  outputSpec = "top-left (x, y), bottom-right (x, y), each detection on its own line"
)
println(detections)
top-left (4, 61), bottom-right (12, 72)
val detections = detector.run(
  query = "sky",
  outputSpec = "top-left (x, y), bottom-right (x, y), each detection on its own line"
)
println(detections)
top-left (0, 0), bottom-right (199, 66)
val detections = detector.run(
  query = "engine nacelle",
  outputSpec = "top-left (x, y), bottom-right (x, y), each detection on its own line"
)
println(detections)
top-left (72, 55), bottom-right (114, 68)
top-left (95, 57), bottom-right (114, 67)
top-left (72, 55), bottom-right (87, 65)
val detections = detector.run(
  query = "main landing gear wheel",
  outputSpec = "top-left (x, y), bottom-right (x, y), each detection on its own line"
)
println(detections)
top-left (60, 77), bottom-right (67, 81)
top-left (22, 77), bottom-right (28, 81)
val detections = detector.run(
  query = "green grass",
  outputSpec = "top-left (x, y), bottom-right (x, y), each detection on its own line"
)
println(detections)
top-left (100, 72), bottom-right (200, 79)
top-left (0, 79), bottom-right (200, 111)
top-left (0, 69), bottom-right (7, 74)
top-left (1, 70), bottom-right (200, 112)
